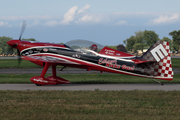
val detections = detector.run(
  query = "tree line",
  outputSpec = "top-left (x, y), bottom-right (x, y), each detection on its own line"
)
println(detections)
top-left (0, 36), bottom-right (36, 55)
top-left (0, 29), bottom-right (180, 55)
top-left (123, 30), bottom-right (180, 53)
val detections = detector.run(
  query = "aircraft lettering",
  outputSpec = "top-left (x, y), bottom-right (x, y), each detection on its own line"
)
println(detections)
top-left (121, 65), bottom-right (135, 71)
top-left (105, 49), bottom-right (115, 55)
top-left (150, 44), bottom-right (168, 62)
top-left (98, 58), bottom-right (121, 69)
top-left (33, 79), bottom-right (48, 83)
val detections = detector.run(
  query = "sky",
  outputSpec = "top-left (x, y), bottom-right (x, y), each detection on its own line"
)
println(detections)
top-left (0, 0), bottom-right (180, 45)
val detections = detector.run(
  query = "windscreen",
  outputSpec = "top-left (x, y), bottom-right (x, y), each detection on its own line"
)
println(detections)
top-left (65, 40), bottom-right (104, 55)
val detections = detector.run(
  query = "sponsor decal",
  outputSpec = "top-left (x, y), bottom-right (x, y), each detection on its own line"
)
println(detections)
top-left (121, 65), bottom-right (135, 71)
top-left (98, 58), bottom-right (120, 69)
top-left (72, 54), bottom-right (81, 58)
top-left (43, 48), bottom-right (48, 52)
top-left (98, 58), bottom-right (135, 70)
top-left (33, 79), bottom-right (48, 83)
top-left (105, 49), bottom-right (115, 55)
top-left (28, 50), bottom-right (33, 54)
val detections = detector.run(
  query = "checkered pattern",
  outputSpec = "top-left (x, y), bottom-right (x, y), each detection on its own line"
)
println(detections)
top-left (153, 54), bottom-right (173, 77)
top-left (139, 41), bottom-right (173, 78)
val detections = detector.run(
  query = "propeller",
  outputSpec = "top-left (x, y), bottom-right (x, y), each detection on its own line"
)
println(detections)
top-left (19, 20), bottom-right (27, 40)
top-left (7, 21), bottom-right (27, 66)
top-left (17, 21), bottom-right (26, 65)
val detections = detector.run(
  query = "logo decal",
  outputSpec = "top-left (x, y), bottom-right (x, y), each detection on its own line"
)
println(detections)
top-left (105, 49), bottom-right (115, 55)
top-left (43, 48), bottom-right (48, 52)
top-left (98, 58), bottom-right (120, 68)
top-left (150, 44), bottom-right (168, 62)
top-left (98, 58), bottom-right (135, 70)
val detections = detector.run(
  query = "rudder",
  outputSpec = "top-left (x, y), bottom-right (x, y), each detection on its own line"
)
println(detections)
top-left (140, 41), bottom-right (173, 81)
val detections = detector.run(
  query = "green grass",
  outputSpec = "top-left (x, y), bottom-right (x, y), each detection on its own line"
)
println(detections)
top-left (171, 58), bottom-right (180, 68)
top-left (0, 90), bottom-right (180, 120)
top-left (0, 58), bottom-right (180, 68)
top-left (0, 74), bottom-right (179, 84)
top-left (0, 58), bottom-right (180, 119)
top-left (0, 59), bottom-right (40, 68)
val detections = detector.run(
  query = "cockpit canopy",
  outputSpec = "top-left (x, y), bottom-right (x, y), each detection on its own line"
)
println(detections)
top-left (65, 40), bottom-right (104, 55)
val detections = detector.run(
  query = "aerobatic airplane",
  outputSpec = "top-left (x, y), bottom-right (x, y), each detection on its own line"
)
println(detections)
top-left (7, 22), bottom-right (173, 86)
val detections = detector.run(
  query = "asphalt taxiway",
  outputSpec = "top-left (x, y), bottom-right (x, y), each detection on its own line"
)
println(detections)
top-left (0, 84), bottom-right (180, 91)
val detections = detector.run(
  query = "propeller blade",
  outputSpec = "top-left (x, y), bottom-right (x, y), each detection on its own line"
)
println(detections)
top-left (17, 49), bottom-right (22, 66)
top-left (19, 20), bottom-right (27, 40)
top-left (17, 49), bottom-right (20, 56)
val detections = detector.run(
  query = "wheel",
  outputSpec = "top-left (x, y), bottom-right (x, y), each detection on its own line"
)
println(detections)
top-left (36, 84), bottom-right (42, 86)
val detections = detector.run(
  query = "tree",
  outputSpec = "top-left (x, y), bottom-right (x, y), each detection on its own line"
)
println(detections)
top-left (0, 36), bottom-right (13, 55)
top-left (123, 30), bottom-right (159, 52)
top-left (144, 30), bottom-right (159, 47)
top-left (169, 30), bottom-right (180, 52)
top-left (134, 30), bottom-right (145, 53)
top-left (0, 48), bottom-right (3, 54)
top-left (133, 43), bottom-right (143, 53)
top-left (0, 36), bottom-right (37, 55)
top-left (123, 30), bottom-right (159, 53)
top-left (123, 36), bottom-right (136, 52)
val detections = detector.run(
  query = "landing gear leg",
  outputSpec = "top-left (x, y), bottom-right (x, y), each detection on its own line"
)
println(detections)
top-left (47, 65), bottom-right (70, 84)
top-left (30, 63), bottom-right (70, 85)
top-left (152, 79), bottom-right (164, 85)
top-left (31, 62), bottom-right (50, 86)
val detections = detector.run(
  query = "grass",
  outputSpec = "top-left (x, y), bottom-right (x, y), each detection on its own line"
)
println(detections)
top-left (0, 59), bottom-right (40, 68)
top-left (0, 74), bottom-right (180, 84)
top-left (0, 58), bottom-right (180, 68)
top-left (0, 90), bottom-right (180, 119)
top-left (171, 58), bottom-right (180, 68)
top-left (0, 58), bottom-right (180, 119)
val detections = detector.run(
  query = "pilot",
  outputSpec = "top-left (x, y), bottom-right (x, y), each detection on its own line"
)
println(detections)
top-left (91, 44), bottom-right (97, 52)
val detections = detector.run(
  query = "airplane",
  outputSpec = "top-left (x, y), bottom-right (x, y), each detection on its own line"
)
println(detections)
top-left (7, 22), bottom-right (173, 86)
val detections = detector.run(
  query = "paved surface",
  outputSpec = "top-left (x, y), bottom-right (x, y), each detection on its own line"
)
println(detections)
top-left (0, 84), bottom-right (180, 91)
top-left (0, 68), bottom-right (106, 74)
top-left (1, 68), bottom-right (180, 74)
top-left (0, 57), bottom-right (18, 59)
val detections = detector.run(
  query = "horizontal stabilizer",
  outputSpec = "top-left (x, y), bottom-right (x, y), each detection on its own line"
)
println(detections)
top-left (99, 46), bottom-right (134, 58)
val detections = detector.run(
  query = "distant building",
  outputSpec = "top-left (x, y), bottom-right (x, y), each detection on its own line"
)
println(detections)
top-left (117, 44), bottom-right (127, 53)
top-left (137, 49), bottom-right (148, 54)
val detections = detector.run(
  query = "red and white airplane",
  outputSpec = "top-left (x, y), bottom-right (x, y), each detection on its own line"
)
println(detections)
top-left (7, 22), bottom-right (173, 86)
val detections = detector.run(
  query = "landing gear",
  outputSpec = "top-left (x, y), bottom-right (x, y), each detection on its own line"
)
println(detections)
top-left (31, 63), bottom-right (70, 86)
top-left (36, 84), bottom-right (42, 86)
top-left (152, 79), bottom-right (164, 85)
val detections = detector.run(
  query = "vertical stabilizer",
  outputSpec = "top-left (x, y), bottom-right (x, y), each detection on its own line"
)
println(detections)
top-left (139, 41), bottom-right (173, 80)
